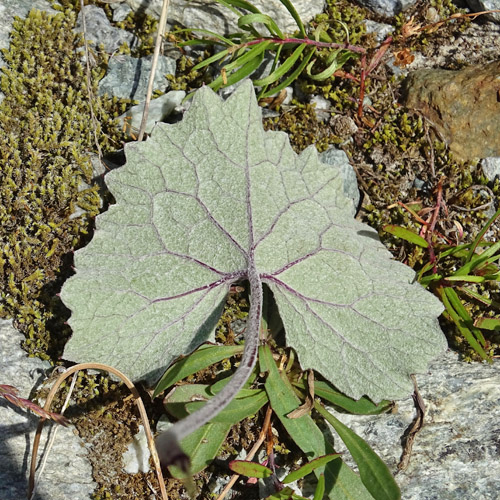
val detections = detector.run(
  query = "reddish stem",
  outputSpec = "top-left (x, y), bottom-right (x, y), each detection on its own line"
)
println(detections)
top-left (244, 36), bottom-right (366, 54)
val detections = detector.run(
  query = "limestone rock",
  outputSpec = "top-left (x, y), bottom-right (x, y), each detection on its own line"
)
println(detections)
top-left (325, 350), bottom-right (500, 500)
top-left (481, 157), bottom-right (500, 182)
top-left (76, 5), bottom-right (138, 53)
top-left (402, 61), bottom-right (500, 161)
top-left (98, 54), bottom-right (176, 100)
top-left (356, 0), bottom-right (416, 17)
top-left (118, 90), bottom-right (186, 138)
top-left (467, 0), bottom-right (500, 23)
top-left (319, 147), bottom-right (360, 214)
top-left (0, 320), bottom-right (95, 500)
top-left (125, 0), bottom-right (324, 35)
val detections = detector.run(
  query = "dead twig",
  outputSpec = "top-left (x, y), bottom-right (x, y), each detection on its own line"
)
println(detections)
top-left (216, 405), bottom-right (273, 500)
top-left (137, 0), bottom-right (171, 141)
top-left (397, 375), bottom-right (425, 471)
top-left (28, 363), bottom-right (168, 500)
top-left (79, 0), bottom-right (103, 163)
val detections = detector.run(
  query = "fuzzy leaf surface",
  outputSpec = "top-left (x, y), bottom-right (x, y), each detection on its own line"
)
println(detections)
top-left (61, 80), bottom-right (445, 400)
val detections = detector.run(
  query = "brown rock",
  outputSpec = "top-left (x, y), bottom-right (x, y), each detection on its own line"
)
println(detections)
top-left (401, 61), bottom-right (500, 161)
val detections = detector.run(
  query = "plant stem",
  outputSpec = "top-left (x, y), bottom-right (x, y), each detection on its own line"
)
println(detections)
top-left (243, 36), bottom-right (366, 54)
top-left (155, 264), bottom-right (263, 470)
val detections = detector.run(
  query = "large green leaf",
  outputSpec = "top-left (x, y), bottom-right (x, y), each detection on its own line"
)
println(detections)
top-left (61, 80), bottom-right (445, 402)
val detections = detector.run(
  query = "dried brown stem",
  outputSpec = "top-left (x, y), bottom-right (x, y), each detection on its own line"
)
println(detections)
top-left (28, 363), bottom-right (168, 500)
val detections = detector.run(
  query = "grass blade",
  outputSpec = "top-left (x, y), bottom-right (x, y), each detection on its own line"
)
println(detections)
top-left (211, 48), bottom-right (266, 91)
top-left (259, 46), bottom-right (316, 98)
top-left (475, 317), bottom-right (500, 331)
top-left (192, 48), bottom-right (231, 71)
top-left (238, 13), bottom-right (285, 38)
top-left (277, 0), bottom-right (306, 37)
top-left (439, 287), bottom-right (490, 361)
top-left (313, 473), bottom-right (325, 500)
top-left (253, 43), bottom-right (306, 86)
top-left (283, 454), bottom-right (341, 483)
top-left (465, 206), bottom-right (500, 263)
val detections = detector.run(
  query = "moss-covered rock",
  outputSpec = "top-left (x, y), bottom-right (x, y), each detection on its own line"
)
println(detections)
top-left (0, 8), bottom-right (127, 359)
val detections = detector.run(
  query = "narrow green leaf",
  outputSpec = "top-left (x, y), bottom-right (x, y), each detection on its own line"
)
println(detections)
top-left (313, 474), bottom-right (325, 500)
top-left (238, 13), bottom-right (284, 38)
top-left (229, 460), bottom-right (273, 478)
top-left (164, 383), bottom-right (212, 420)
top-left (253, 43), bottom-right (307, 86)
top-left (186, 388), bottom-right (267, 423)
top-left (259, 345), bottom-right (374, 500)
top-left (173, 27), bottom-right (237, 46)
top-left (465, 206), bottom-right (500, 263)
top-left (277, 0), bottom-right (306, 37)
top-left (382, 225), bottom-right (429, 248)
top-left (215, 0), bottom-right (262, 14)
top-left (209, 368), bottom-right (258, 395)
top-left (153, 344), bottom-right (244, 397)
top-left (314, 402), bottom-right (401, 500)
top-left (259, 46), bottom-right (316, 98)
top-left (443, 275), bottom-right (486, 283)
top-left (192, 48), bottom-right (231, 72)
top-left (440, 287), bottom-right (489, 361)
top-left (455, 241), bottom-right (500, 276)
top-left (306, 50), bottom-right (355, 81)
top-left (475, 317), bottom-right (500, 331)
top-left (457, 286), bottom-right (493, 306)
top-left (283, 454), bottom-right (341, 483)
top-left (294, 378), bottom-right (392, 415)
top-left (265, 487), bottom-right (301, 500)
top-left (224, 40), bottom-right (272, 72)
top-left (169, 421), bottom-right (231, 477)
top-left (211, 50), bottom-right (266, 91)
top-left (443, 287), bottom-right (486, 346)
top-left (166, 383), bottom-right (267, 477)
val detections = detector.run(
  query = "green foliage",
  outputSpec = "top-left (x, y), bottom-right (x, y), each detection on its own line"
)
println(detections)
top-left (0, 8), bottom-right (127, 358)
top-left (171, 0), bottom-right (362, 98)
top-left (229, 454), bottom-right (340, 500)
top-left (384, 207), bottom-right (500, 362)
top-left (155, 336), bottom-right (399, 498)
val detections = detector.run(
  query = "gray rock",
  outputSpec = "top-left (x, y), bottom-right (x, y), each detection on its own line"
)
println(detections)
top-left (356, 0), bottom-right (416, 17)
top-left (122, 425), bottom-right (151, 474)
top-left (319, 147), bottom-right (360, 214)
top-left (125, 0), bottom-right (325, 35)
top-left (324, 350), bottom-right (500, 499)
top-left (481, 157), bottom-right (500, 182)
top-left (75, 5), bottom-right (138, 53)
top-left (309, 94), bottom-right (331, 122)
top-left (0, 320), bottom-right (95, 500)
top-left (364, 19), bottom-right (394, 42)
top-left (98, 53), bottom-right (176, 100)
top-left (467, 0), bottom-right (500, 22)
top-left (118, 89), bottom-right (186, 137)
top-left (111, 2), bottom-right (133, 22)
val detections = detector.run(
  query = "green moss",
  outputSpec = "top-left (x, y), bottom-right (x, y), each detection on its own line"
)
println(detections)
top-left (0, 9), bottom-right (127, 360)
top-left (264, 100), bottom-right (342, 153)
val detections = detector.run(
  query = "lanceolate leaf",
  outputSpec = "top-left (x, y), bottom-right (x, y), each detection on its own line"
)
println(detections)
top-left (61, 80), bottom-right (445, 405)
